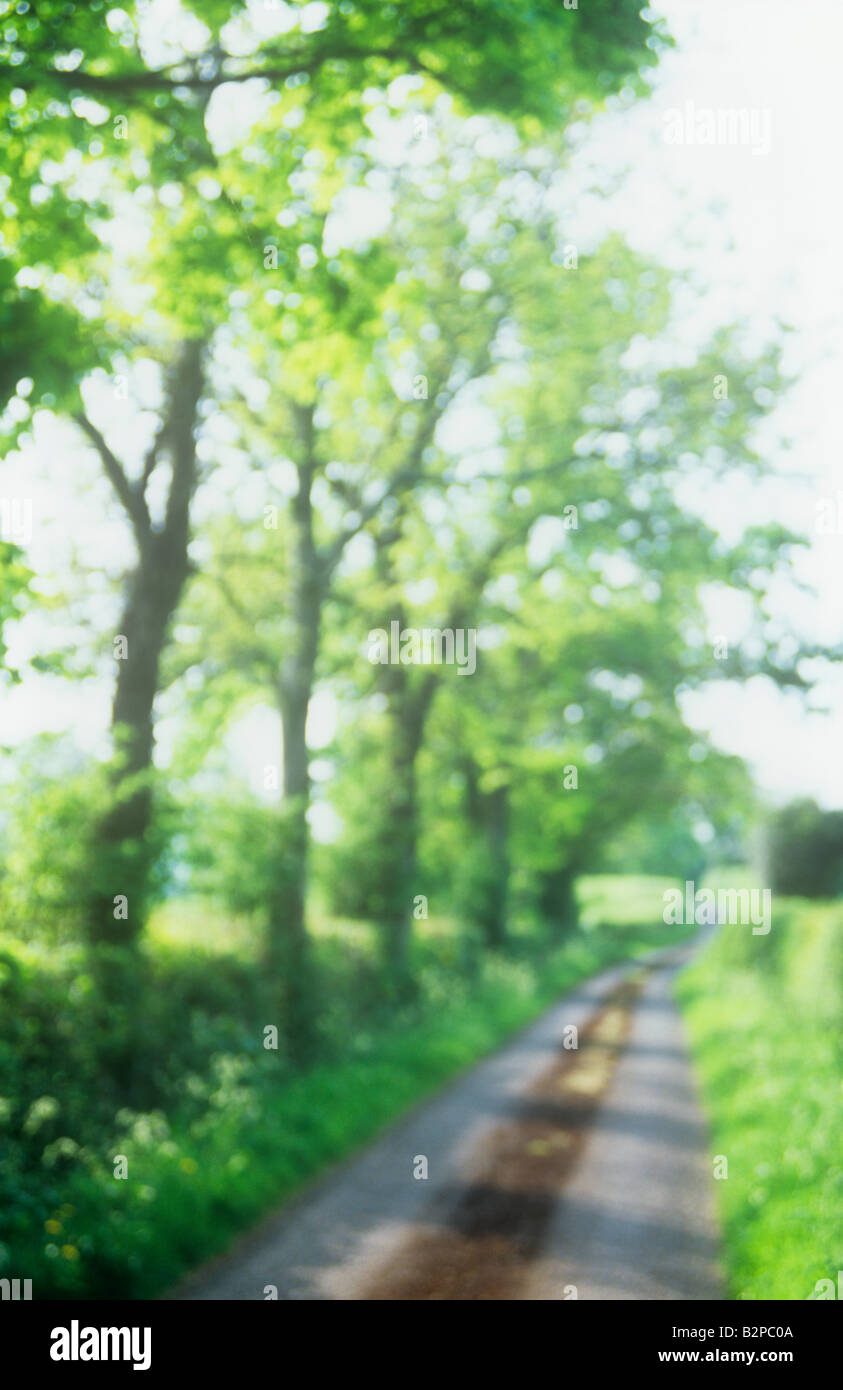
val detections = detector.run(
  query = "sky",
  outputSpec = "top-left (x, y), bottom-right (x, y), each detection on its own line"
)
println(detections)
top-left (589, 0), bottom-right (843, 807)
top-left (1, 0), bottom-right (842, 820)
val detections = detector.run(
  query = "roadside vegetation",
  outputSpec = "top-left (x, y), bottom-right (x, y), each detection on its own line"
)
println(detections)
top-left (1, 875), bottom-right (690, 1298)
top-left (678, 874), bottom-right (842, 1301)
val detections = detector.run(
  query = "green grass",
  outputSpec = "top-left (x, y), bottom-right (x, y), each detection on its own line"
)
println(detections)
top-left (1, 879), bottom-right (690, 1299)
top-left (677, 892), bottom-right (842, 1300)
top-left (577, 873), bottom-right (681, 928)
top-left (145, 897), bottom-right (261, 960)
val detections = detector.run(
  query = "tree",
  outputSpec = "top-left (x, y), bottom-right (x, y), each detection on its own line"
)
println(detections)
top-left (0, 0), bottom-right (669, 960)
top-left (77, 339), bottom-right (207, 941)
top-left (6, 2), bottom-right (665, 125)
top-left (177, 145), bottom-right (658, 979)
top-left (390, 310), bottom-right (809, 943)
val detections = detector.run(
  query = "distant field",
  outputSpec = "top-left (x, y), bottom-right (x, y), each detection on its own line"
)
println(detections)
top-left (146, 872), bottom-right (688, 960)
top-left (577, 873), bottom-right (683, 929)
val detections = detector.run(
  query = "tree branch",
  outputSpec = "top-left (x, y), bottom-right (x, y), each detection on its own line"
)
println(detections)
top-left (21, 43), bottom-right (448, 99)
top-left (74, 411), bottom-right (150, 538)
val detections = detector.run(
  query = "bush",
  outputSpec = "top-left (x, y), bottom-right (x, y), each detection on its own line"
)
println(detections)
top-left (0, 758), bottom-right (104, 940)
top-left (762, 799), bottom-right (843, 899)
top-left (178, 793), bottom-right (288, 919)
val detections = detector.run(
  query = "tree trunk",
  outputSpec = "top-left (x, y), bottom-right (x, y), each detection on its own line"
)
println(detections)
top-left (382, 725), bottom-right (419, 982)
top-left (90, 545), bottom-right (190, 944)
top-left (268, 403), bottom-right (322, 1050)
top-left (272, 619), bottom-right (319, 1048)
top-left (86, 339), bottom-right (205, 949)
top-left (464, 761), bottom-right (510, 948)
top-left (378, 673), bottom-right (437, 984)
top-left (538, 863), bottom-right (579, 937)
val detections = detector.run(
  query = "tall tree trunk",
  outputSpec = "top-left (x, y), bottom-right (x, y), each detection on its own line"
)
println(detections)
top-left (90, 548), bottom-right (189, 943)
top-left (81, 339), bottom-right (206, 949)
top-left (268, 403), bottom-right (322, 1050)
top-left (271, 608), bottom-right (320, 1047)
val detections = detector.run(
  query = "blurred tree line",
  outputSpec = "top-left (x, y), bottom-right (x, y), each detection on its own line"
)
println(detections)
top-left (0, 0), bottom-right (819, 1054)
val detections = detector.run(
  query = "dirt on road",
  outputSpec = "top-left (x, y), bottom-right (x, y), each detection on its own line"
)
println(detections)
top-left (359, 980), bottom-right (641, 1300)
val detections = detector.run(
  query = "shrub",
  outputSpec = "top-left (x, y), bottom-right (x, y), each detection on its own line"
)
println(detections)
top-left (762, 799), bottom-right (843, 899)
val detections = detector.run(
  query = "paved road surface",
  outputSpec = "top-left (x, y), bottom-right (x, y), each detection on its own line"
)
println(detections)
top-left (173, 939), bottom-right (723, 1301)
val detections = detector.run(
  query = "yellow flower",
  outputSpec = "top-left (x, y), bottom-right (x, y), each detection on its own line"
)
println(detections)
top-left (61, 1245), bottom-right (79, 1261)
top-left (44, 1219), bottom-right (62, 1235)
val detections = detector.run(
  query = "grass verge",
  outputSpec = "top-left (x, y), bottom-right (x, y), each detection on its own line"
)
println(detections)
top-left (676, 896), bottom-right (842, 1300)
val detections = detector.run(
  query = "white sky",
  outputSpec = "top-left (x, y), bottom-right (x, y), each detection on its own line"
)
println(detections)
top-left (587, 0), bottom-right (843, 807)
top-left (1, 0), bottom-right (842, 818)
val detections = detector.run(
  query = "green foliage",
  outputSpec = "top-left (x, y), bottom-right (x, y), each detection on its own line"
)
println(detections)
top-left (0, 742), bottom-right (180, 943)
top-left (0, 0), bottom-right (667, 407)
top-left (0, 266), bottom-right (93, 413)
top-left (0, 755), bottom-right (105, 941)
top-left (0, 538), bottom-right (30, 677)
top-left (677, 896), bottom-right (843, 1299)
top-left (595, 752), bottom-right (756, 879)
top-left (597, 816), bottom-right (709, 881)
top-left (179, 791), bottom-right (291, 920)
top-left (3, 0), bottom-right (666, 129)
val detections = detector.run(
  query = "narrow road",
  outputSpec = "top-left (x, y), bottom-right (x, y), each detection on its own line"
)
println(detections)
top-left (173, 940), bottom-right (723, 1301)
